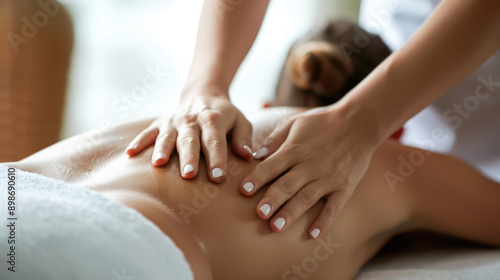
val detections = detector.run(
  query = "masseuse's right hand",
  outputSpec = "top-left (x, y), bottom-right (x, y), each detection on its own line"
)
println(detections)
top-left (125, 86), bottom-right (253, 182)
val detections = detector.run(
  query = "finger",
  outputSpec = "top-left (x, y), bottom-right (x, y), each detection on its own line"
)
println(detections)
top-left (199, 110), bottom-right (228, 183)
top-left (151, 127), bottom-right (178, 167)
top-left (231, 114), bottom-right (253, 159)
top-left (308, 192), bottom-right (345, 239)
top-left (240, 148), bottom-right (296, 197)
top-left (268, 180), bottom-right (323, 233)
top-left (200, 127), bottom-right (228, 183)
top-left (176, 124), bottom-right (201, 179)
top-left (252, 119), bottom-right (293, 160)
top-left (251, 166), bottom-right (311, 219)
top-left (126, 126), bottom-right (159, 157)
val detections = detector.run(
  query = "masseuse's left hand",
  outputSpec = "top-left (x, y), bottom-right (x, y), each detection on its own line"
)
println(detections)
top-left (240, 105), bottom-right (379, 239)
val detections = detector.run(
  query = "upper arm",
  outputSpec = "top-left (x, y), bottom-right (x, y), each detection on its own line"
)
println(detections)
top-left (395, 142), bottom-right (500, 246)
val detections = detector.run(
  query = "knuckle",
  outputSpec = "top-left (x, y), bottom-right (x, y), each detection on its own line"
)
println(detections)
top-left (182, 155), bottom-right (198, 163)
top-left (179, 136), bottom-right (197, 147)
top-left (294, 190), bottom-right (315, 207)
top-left (203, 137), bottom-right (225, 151)
top-left (157, 133), bottom-right (175, 144)
top-left (289, 143), bottom-right (310, 158)
top-left (178, 113), bottom-right (198, 124)
top-left (279, 143), bottom-right (300, 159)
top-left (321, 202), bottom-right (339, 223)
top-left (331, 176), bottom-right (351, 192)
top-left (344, 176), bottom-right (354, 190)
top-left (259, 160), bottom-right (280, 180)
top-left (276, 179), bottom-right (296, 197)
top-left (199, 110), bottom-right (222, 127)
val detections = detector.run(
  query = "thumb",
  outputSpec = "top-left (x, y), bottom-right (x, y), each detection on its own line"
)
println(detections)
top-left (231, 114), bottom-right (254, 159)
top-left (253, 119), bottom-right (293, 160)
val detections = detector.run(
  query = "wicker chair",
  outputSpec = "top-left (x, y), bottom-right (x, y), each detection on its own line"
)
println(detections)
top-left (0, 0), bottom-right (73, 162)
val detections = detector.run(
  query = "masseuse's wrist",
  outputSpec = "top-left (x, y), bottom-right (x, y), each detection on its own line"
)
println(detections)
top-left (329, 98), bottom-right (385, 150)
top-left (181, 79), bottom-right (230, 102)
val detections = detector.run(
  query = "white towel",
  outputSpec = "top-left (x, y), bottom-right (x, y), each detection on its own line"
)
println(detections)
top-left (357, 245), bottom-right (500, 279)
top-left (0, 165), bottom-right (193, 280)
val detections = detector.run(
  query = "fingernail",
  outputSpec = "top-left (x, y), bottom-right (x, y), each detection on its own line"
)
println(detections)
top-left (212, 167), bottom-right (223, 178)
top-left (243, 182), bottom-right (254, 192)
top-left (310, 228), bottom-right (320, 239)
top-left (127, 144), bottom-right (136, 151)
top-left (153, 152), bottom-right (164, 163)
top-left (183, 164), bottom-right (194, 175)
top-left (273, 217), bottom-right (286, 230)
top-left (252, 147), bottom-right (268, 159)
top-left (243, 145), bottom-right (253, 155)
top-left (259, 204), bottom-right (271, 216)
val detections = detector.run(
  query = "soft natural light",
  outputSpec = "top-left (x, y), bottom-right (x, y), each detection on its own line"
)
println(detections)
top-left (61, 0), bottom-right (359, 137)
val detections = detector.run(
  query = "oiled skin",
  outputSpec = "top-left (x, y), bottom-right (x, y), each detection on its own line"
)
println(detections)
top-left (4, 108), bottom-right (500, 280)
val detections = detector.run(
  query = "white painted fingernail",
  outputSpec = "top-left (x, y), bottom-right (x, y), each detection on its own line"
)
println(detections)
top-left (311, 228), bottom-right (320, 239)
top-left (252, 147), bottom-right (268, 159)
top-left (243, 182), bottom-right (254, 192)
top-left (243, 145), bottom-right (253, 155)
top-left (212, 167), bottom-right (223, 178)
top-left (183, 164), bottom-right (194, 175)
top-left (153, 152), bottom-right (164, 163)
top-left (259, 204), bottom-right (271, 216)
top-left (259, 204), bottom-right (271, 217)
top-left (127, 144), bottom-right (136, 150)
top-left (273, 217), bottom-right (286, 230)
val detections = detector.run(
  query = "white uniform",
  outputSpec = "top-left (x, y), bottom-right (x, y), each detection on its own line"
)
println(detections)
top-left (359, 0), bottom-right (500, 182)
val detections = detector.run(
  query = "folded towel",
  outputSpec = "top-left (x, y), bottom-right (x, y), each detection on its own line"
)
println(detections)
top-left (0, 165), bottom-right (193, 280)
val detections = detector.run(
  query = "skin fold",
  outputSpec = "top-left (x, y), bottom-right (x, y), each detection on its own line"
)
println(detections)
top-left (4, 107), bottom-right (500, 280)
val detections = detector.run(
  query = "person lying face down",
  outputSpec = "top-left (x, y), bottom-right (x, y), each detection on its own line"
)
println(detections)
top-left (3, 105), bottom-right (500, 280)
top-left (2, 21), bottom-right (500, 280)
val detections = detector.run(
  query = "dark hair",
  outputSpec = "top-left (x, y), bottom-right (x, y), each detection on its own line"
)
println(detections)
top-left (274, 19), bottom-right (392, 107)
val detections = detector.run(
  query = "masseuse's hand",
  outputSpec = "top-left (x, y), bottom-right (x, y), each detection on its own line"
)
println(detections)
top-left (126, 87), bottom-right (253, 182)
top-left (241, 105), bottom-right (378, 238)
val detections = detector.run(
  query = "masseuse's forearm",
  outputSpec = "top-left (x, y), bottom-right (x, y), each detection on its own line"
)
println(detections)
top-left (341, 0), bottom-right (500, 143)
top-left (183, 0), bottom-right (270, 97)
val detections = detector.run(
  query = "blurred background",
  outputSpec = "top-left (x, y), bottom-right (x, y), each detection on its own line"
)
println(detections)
top-left (3, 0), bottom-right (498, 183)
top-left (2, 2), bottom-right (500, 277)
top-left (1, 0), bottom-right (361, 162)
top-left (62, 0), bottom-right (361, 137)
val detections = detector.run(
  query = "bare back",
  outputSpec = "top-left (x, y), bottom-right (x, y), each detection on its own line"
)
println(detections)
top-left (5, 108), bottom-right (499, 280)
